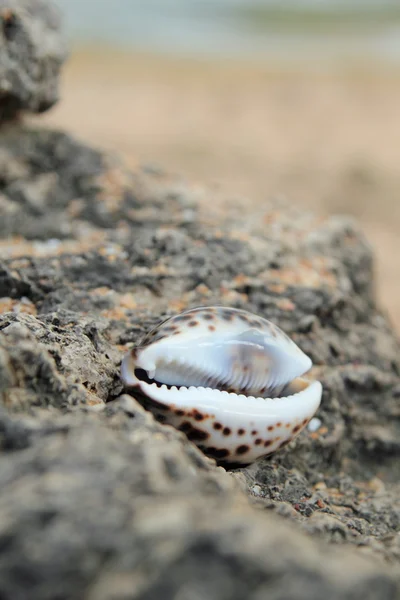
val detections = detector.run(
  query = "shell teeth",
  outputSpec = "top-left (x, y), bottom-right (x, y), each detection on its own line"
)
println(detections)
top-left (142, 379), bottom-right (307, 401)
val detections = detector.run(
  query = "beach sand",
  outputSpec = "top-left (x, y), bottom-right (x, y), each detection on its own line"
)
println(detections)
top-left (38, 49), bottom-right (400, 331)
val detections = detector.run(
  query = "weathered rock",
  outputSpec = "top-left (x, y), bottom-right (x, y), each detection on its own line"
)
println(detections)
top-left (0, 311), bottom-right (120, 408)
top-left (0, 125), bottom-right (198, 238)
top-left (0, 0), bottom-right (66, 122)
top-left (0, 398), bottom-right (397, 600)
top-left (0, 124), bottom-right (400, 598)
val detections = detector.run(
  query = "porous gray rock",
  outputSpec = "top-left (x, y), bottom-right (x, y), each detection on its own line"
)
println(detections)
top-left (0, 398), bottom-right (397, 600)
top-left (0, 125), bottom-right (197, 238)
top-left (0, 125), bottom-right (399, 599)
top-left (0, 0), bottom-right (67, 122)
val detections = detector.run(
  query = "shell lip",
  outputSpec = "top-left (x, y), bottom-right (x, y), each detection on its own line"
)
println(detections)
top-left (123, 377), bottom-right (323, 427)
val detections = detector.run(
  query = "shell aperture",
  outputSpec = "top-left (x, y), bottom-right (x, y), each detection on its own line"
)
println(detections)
top-left (121, 306), bottom-right (322, 467)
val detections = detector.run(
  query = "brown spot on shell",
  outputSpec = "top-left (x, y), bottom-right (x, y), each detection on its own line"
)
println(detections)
top-left (264, 440), bottom-right (272, 447)
top-left (203, 313), bottom-right (215, 321)
top-left (208, 325), bottom-right (216, 332)
top-left (267, 425), bottom-right (274, 432)
top-left (251, 430), bottom-right (258, 436)
top-left (238, 428), bottom-right (245, 436)
top-left (193, 411), bottom-right (205, 421)
top-left (276, 422), bottom-right (282, 428)
top-left (223, 427), bottom-right (231, 436)
top-left (293, 424), bottom-right (301, 434)
top-left (221, 310), bottom-right (234, 321)
top-left (255, 438), bottom-right (262, 446)
top-left (179, 421), bottom-right (192, 433)
top-left (204, 447), bottom-right (230, 460)
top-left (236, 445), bottom-right (250, 455)
top-left (175, 409), bottom-right (185, 417)
top-left (189, 320), bottom-right (198, 327)
top-left (186, 426), bottom-right (210, 442)
top-left (174, 315), bottom-right (192, 322)
top-left (162, 325), bottom-right (178, 333)
top-left (213, 422), bottom-right (222, 430)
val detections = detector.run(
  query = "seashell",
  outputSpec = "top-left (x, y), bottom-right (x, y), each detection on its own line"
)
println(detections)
top-left (121, 306), bottom-right (322, 467)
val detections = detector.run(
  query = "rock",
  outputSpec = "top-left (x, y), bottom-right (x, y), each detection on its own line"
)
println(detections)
top-left (0, 124), bottom-right (400, 597)
top-left (0, 399), bottom-right (397, 600)
top-left (0, 311), bottom-right (120, 408)
top-left (0, 125), bottom-right (198, 239)
top-left (0, 0), bottom-right (67, 122)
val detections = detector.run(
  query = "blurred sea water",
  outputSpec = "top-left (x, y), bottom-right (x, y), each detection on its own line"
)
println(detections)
top-left (54, 0), bottom-right (400, 65)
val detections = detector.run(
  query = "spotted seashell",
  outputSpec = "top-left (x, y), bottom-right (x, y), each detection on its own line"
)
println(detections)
top-left (121, 306), bottom-right (322, 467)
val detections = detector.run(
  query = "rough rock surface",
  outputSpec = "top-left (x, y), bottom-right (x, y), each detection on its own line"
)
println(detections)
top-left (0, 126), bottom-right (399, 599)
top-left (0, 0), bottom-right (66, 122)
top-left (0, 398), bottom-right (397, 600)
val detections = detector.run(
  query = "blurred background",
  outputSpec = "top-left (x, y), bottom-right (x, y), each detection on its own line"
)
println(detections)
top-left (42, 0), bottom-right (400, 330)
